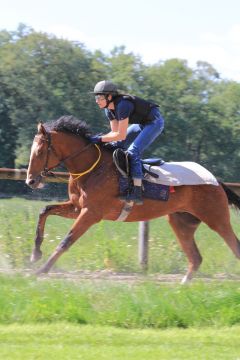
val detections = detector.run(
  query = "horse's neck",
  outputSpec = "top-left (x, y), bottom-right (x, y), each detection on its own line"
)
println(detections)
top-left (54, 132), bottom-right (113, 175)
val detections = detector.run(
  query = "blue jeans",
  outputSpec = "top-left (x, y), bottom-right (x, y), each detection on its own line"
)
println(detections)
top-left (117, 108), bottom-right (164, 179)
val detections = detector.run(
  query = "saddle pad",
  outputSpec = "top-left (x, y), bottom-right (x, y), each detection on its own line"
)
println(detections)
top-left (143, 161), bottom-right (219, 186)
top-left (119, 176), bottom-right (170, 202)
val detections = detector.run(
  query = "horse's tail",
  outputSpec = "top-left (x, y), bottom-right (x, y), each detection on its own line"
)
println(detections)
top-left (220, 182), bottom-right (240, 210)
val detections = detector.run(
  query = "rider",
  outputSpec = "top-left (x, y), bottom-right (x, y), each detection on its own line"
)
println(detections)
top-left (90, 80), bottom-right (165, 205)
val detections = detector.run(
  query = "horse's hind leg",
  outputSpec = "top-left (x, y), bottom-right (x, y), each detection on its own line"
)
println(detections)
top-left (31, 201), bottom-right (78, 263)
top-left (168, 212), bottom-right (202, 284)
top-left (199, 210), bottom-right (240, 260)
top-left (191, 186), bottom-right (240, 261)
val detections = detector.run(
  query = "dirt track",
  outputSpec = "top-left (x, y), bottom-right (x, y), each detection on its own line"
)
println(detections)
top-left (1, 268), bottom-right (240, 284)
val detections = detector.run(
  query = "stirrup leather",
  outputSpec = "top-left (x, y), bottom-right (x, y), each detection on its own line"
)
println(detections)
top-left (113, 148), bottom-right (130, 178)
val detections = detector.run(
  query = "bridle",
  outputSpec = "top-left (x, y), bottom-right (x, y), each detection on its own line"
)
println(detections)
top-left (34, 132), bottom-right (102, 181)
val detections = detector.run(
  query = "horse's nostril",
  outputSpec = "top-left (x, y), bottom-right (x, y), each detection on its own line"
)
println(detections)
top-left (28, 179), bottom-right (35, 185)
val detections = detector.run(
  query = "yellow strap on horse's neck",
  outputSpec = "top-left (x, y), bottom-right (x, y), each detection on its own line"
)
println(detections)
top-left (70, 144), bottom-right (101, 180)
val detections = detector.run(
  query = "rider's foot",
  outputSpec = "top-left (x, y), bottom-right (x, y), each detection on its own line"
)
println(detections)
top-left (119, 193), bottom-right (128, 201)
top-left (126, 186), bottom-right (143, 205)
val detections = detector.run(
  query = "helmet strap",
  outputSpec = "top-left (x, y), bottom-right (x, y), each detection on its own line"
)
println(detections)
top-left (103, 94), bottom-right (113, 108)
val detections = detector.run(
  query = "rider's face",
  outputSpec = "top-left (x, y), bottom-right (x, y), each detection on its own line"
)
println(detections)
top-left (95, 95), bottom-right (107, 108)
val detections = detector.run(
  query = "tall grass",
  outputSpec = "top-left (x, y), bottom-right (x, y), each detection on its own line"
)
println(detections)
top-left (1, 274), bottom-right (240, 328)
top-left (0, 198), bottom-right (240, 275)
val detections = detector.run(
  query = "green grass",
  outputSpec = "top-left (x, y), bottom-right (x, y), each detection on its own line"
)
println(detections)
top-left (0, 323), bottom-right (240, 360)
top-left (1, 274), bottom-right (240, 328)
top-left (1, 198), bottom-right (240, 276)
top-left (1, 198), bottom-right (240, 358)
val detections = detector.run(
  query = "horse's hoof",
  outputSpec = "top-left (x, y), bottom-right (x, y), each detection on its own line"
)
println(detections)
top-left (34, 266), bottom-right (49, 276)
top-left (30, 249), bottom-right (42, 263)
top-left (181, 274), bottom-right (192, 285)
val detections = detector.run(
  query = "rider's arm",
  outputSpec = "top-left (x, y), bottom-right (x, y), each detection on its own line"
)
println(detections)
top-left (101, 118), bottom-right (129, 142)
top-left (110, 119), bottom-right (119, 132)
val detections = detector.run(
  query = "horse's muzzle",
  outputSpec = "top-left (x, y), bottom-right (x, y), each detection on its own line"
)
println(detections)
top-left (25, 175), bottom-right (44, 189)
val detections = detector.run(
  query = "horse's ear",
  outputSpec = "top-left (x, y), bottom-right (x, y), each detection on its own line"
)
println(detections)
top-left (37, 122), bottom-right (47, 135)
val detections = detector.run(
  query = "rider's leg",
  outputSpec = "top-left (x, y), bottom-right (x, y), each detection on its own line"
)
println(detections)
top-left (117, 125), bottom-right (143, 203)
top-left (126, 144), bottom-right (144, 205)
top-left (127, 116), bottom-right (164, 204)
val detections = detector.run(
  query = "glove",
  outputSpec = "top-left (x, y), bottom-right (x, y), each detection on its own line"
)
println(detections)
top-left (89, 135), bottom-right (102, 144)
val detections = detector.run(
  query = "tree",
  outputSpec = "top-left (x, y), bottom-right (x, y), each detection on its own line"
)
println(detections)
top-left (0, 25), bottom-right (104, 166)
top-left (106, 46), bottom-right (147, 95)
top-left (0, 74), bottom-right (17, 167)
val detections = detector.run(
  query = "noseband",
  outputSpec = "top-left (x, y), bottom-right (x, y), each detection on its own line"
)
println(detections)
top-left (37, 132), bottom-right (58, 177)
top-left (35, 132), bottom-right (101, 180)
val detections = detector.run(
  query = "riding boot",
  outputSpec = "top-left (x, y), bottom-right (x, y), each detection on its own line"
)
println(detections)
top-left (119, 192), bottom-right (129, 201)
top-left (126, 185), bottom-right (143, 205)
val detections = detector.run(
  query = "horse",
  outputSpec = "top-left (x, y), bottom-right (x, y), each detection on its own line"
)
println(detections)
top-left (26, 115), bottom-right (240, 283)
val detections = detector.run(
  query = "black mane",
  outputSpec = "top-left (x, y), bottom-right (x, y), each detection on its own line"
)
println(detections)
top-left (44, 115), bottom-right (92, 139)
top-left (43, 115), bottom-right (116, 152)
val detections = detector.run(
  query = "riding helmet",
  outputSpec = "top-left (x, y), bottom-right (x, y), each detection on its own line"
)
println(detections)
top-left (92, 80), bottom-right (118, 95)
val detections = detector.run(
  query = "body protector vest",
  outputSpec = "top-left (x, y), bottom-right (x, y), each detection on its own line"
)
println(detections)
top-left (113, 95), bottom-right (159, 125)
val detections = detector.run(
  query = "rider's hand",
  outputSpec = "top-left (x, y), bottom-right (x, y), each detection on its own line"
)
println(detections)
top-left (89, 135), bottom-right (102, 144)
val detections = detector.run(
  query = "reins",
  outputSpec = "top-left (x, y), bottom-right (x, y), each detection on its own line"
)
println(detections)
top-left (69, 144), bottom-right (101, 180)
top-left (36, 133), bottom-right (102, 181)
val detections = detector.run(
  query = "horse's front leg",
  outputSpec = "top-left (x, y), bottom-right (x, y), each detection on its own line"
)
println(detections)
top-left (31, 201), bottom-right (78, 263)
top-left (35, 207), bottom-right (101, 274)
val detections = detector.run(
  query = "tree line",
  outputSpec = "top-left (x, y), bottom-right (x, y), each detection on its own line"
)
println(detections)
top-left (0, 24), bottom-right (240, 192)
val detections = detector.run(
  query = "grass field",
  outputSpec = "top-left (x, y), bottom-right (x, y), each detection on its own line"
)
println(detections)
top-left (1, 198), bottom-right (240, 358)
top-left (1, 274), bottom-right (240, 359)
top-left (1, 323), bottom-right (240, 360)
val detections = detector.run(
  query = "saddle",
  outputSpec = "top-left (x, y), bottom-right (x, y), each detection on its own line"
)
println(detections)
top-left (113, 148), bottom-right (170, 206)
top-left (113, 148), bottom-right (164, 179)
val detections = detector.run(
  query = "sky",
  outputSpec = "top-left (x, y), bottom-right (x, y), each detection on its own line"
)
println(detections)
top-left (0, 0), bottom-right (240, 81)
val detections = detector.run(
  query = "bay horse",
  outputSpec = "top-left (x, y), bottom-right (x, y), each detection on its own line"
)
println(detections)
top-left (26, 116), bottom-right (240, 283)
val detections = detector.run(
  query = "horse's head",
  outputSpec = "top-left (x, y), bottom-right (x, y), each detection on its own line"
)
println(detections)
top-left (26, 123), bottom-right (59, 189)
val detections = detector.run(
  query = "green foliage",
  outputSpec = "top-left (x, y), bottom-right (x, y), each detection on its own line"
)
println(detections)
top-left (144, 60), bottom-right (240, 181)
top-left (0, 114), bottom-right (16, 167)
top-left (106, 46), bottom-right (147, 95)
top-left (0, 79), bottom-right (17, 167)
top-left (0, 25), bottom-right (103, 166)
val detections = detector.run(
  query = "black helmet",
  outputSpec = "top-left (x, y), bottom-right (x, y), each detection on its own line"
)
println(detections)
top-left (92, 80), bottom-right (118, 95)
